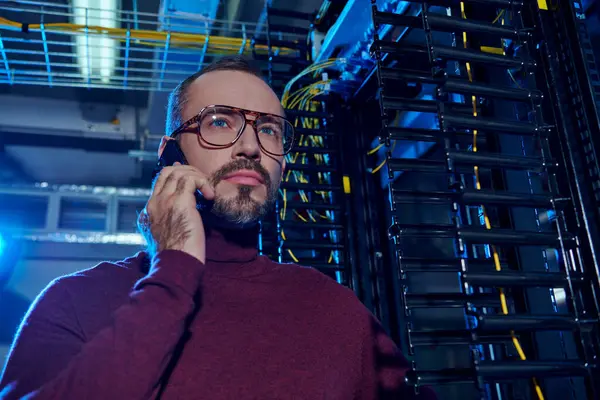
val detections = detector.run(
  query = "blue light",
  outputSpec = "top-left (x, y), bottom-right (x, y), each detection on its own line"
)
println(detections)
top-left (0, 232), bottom-right (20, 288)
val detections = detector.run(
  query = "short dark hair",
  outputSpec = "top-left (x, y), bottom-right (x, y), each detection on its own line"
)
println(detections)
top-left (165, 55), bottom-right (264, 134)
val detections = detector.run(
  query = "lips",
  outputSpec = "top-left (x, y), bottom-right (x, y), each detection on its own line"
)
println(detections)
top-left (223, 170), bottom-right (265, 186)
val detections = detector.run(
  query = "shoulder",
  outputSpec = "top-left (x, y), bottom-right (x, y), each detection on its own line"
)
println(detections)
top-left (70, 251), bottom-right (148, 279)
top-left (58, 252), bottom-right (148, 308)
top-left (55, 252), bottom-right (147, 293)
top-left (29, 252), bottom-right (145, 301)
top-left (27, 253), bottom-right (148, 341)
top-left (26, 252), bottom-right (148, 330)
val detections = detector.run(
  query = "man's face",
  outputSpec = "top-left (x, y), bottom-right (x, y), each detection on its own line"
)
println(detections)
top-left (163, 70), bottom-right (286, 225)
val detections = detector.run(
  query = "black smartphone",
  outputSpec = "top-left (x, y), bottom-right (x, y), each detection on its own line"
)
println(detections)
top-left (153, 139), bottom-right (213, 211)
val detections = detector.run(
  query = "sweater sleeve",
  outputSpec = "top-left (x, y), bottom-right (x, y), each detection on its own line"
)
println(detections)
top-left (0, 250), bottom-right (204, 400)
top-left (361, 313), bottom-right (438, 400)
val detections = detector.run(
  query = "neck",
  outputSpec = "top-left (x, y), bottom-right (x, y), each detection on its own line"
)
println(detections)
top-left (202, 213), bottom-right (259, 263)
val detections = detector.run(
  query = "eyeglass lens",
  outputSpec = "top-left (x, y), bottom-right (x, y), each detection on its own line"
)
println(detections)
top-left (198, 106), bottom-right (294, 155)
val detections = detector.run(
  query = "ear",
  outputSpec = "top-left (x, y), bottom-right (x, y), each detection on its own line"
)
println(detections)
top-left (157, 135), bottom-right (173, 158)
top-left (280, 156), bottom-right (286, 180)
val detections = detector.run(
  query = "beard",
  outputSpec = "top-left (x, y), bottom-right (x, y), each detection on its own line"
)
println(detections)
top-left (208, 159), bottom-right (278, 225)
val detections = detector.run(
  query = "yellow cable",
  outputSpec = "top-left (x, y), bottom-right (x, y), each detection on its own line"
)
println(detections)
top-left (287, 248), bottom-right (299, 263)
top-left (286, 85), bottom-right (314, 108)
top-left (371, 141), bottom-right (396, 174)
top-left (280, 188), bottom-right (288, 220)
top-left (289, 86), bottom-right (321, 110)
top-left (372, 157), bottom-right (387, 174)
top-left (293, 210), bottom-right (308, 223)
top-left (460, 4), bottom-right (545, 398)
top-left (492, 9), bottom-right (506, 24)
top-left (279, 73), bottom-right (339, 265)
top-left (0, 17), bottom-right (297, 56)
top-left (289, 90), bottom-right (313, 109)
top-left (281, 59), bottom-right (339, 106)
top-left (368, 143), bottom-right (384, 155)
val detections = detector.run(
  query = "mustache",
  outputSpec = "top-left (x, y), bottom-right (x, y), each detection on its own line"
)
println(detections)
top-left (210, 159), bottom-right (271, 187)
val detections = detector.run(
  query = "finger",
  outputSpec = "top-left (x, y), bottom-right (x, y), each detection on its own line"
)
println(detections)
top-left (177, 174), bottom-right (199, 196)
top-left (155, 165), bottom-right (213, 198)
top-left (151, 173), bottom-right (161, 194)
top-left (161, 168), bottom-right (182, 196)
top-left (144, 201), bottom-right (157, 224)
top-left (198, 180), bottom-right (215, 200)
top-left (175, 174), bottom-right (215, 200)
top-left (167, 165), bottom-right (214, 198)
top-left (155, 167), bottom-right (178, 196)
top-left (152, 162), bottom-right (186, 194)
top-left (198, 188), bottom-right (214, 202)
top-left (152, 166), bottom-right (172, 196)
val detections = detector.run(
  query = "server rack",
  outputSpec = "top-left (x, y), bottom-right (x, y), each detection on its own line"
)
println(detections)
top-left (258, 8), bottom-right (357, 288)
top-left (360, 0), bottom-right (600, 398)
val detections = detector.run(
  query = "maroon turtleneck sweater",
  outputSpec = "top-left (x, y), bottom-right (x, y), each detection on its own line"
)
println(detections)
top-left (0, 226), bottom-right (436, 399)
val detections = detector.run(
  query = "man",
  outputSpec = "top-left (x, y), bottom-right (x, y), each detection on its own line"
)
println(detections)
top-left (0, 56), bottom-right (436, 399)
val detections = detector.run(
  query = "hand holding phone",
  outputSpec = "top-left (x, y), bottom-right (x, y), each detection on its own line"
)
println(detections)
top-left (154, 140), bottom-right (214, 211)
top-left (146, 139), bottom-right (215, 263)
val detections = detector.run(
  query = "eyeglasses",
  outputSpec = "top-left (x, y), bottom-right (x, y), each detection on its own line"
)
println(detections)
top-left (170, 105), bottom-right (295, 156)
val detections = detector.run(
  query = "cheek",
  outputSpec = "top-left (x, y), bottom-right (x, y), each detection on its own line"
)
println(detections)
top-left (181, 137), bottom-right (228, 176)
top-left (265, 160), bottom-right (283, 186)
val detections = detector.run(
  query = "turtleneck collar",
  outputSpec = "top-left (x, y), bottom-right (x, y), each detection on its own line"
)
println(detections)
top-left (202, 223), bottom-right (276, 278)
top-left (204, 224), bottom-right (259, 263)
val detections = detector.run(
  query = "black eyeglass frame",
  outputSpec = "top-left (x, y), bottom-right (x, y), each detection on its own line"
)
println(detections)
top-left (169, 104), bottom-right (296, 156)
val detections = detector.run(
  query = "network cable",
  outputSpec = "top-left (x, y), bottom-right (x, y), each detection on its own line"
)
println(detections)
top-left (279, 60), bottom-right (346, 265)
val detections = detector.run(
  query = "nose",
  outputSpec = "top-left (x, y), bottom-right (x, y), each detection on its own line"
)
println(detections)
top-left (232, 122), bottom-right (261, 161)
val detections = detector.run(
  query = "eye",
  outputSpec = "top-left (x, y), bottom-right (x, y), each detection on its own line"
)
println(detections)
top-left (258, 123), bottom-right (282, 137)
top-left (259, 126), bottom-right (275, 135)
top-left (210, 117), bottom-right (229, 128)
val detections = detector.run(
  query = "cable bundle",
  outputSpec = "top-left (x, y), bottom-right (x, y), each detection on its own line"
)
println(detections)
top-left (278, 59), bottom-right (351, 267)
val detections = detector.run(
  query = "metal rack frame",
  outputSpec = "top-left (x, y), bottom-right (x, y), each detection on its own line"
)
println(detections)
top-left (0, 183), bottom-right (148, 245)
top-left (368, 0), bottom-right (600, 398)
top-left (0, 0), bottom-right (304, 91)
top-left (264, 103), bottom-right (353, 285)
top-left (230, 7), bottom-right (355, 287)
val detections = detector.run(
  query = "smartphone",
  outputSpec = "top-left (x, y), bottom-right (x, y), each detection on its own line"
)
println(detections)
top-left (153, 139), bottom-right (213, 211)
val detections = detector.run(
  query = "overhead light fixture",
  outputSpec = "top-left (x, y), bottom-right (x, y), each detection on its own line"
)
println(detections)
top-left (72, 0), bottom-right (119, 83)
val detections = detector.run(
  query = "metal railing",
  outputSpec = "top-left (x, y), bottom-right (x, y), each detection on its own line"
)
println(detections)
top-left (0, 0), bottom-right (304, 91)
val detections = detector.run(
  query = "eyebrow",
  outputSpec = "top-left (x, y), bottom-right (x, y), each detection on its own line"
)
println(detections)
top-left (260, 114), bottom-right (285, 124)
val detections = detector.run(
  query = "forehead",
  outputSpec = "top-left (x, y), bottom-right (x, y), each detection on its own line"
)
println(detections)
top-left (182, 70), bottom-right (284, 120)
